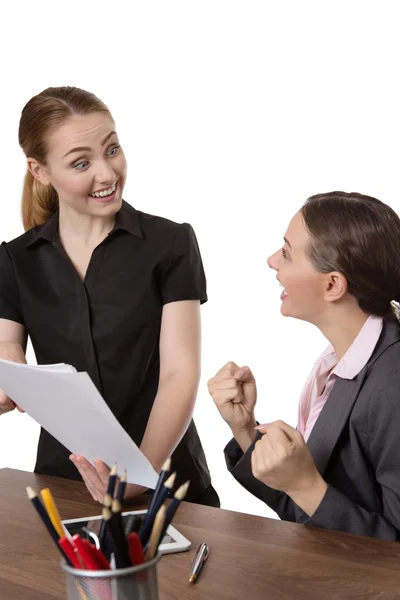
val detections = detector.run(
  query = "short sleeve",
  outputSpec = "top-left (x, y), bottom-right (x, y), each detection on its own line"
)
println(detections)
top-left (159, 223), bottom-right (207, 306)
top-left (0, 242), bottom-right (24, 324)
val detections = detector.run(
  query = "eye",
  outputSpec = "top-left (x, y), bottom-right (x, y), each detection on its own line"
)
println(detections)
top-left (73, 160), bottom-right (89, 170)
top-left (107, 144), bottom-right (120, 157)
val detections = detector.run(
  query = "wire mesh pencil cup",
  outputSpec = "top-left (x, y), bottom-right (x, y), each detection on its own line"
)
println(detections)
top-left (61, 552), bottom-right (161, 600)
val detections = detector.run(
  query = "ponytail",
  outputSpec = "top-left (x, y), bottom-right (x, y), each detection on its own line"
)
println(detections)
top-left (21, 170), bottom-right (58, 232)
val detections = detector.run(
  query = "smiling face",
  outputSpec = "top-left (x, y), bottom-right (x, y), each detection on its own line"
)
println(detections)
top-left (267, 211), bottom-right (340, 324)
top-left (28, 112), bottom-right (127, 218)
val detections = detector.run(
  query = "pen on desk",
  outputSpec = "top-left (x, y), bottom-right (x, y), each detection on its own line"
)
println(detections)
top-left (139, 472), bottom-right (176, 546)
top-left (189, 542), bottom-right (209, 584)
top-left (40, 487), bottom-right (65, 538)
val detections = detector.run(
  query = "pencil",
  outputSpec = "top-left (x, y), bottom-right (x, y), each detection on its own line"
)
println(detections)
top-left (139, 472), bottom-right (176, 547)
top-left (99, 463), bottom-right (118, 549)
top-left (40, 487), bottom-right (65, 538)
top-left (103, 506), bottom-right (131, 569)
top-left (144, 504), bottom-right (166, 561)
top-left (160, 480), bottom-right (190, 542)
top-left (115, 470), bottom-right (127, 504)
top-left (146, 457), bottom-right (171, 517)
top-left (26, 486), bottom-right (70, 564)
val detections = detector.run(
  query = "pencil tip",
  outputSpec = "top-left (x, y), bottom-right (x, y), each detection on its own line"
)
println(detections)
top-left (161, 457), bottom-right (171, 472)
top-left (165, 472), bottom-right (176, 488)
top-left (26, 486), bottom-right (36, 499)
top-left (110, 464), bottom-right (118, 476)
top-left (176, 480), bottom-right (190, 499)
top-left (121, 470), bottom-right (127, 482)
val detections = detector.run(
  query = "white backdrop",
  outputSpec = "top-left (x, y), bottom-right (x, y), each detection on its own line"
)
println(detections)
top-left (0, 1), bottom-right (399, 519)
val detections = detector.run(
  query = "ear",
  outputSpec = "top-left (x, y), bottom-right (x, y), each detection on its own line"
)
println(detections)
top-left (27, 158), bottom-right (51, 186)
top-left (324, 271), bottom-right (348, 303)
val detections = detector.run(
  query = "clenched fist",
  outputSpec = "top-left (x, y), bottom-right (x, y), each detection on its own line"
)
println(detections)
top-left (207, 361), bottom-right (257, 433)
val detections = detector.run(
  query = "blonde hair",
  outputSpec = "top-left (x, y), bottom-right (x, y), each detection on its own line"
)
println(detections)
top-left (18, 86), bottom-right (112, 231)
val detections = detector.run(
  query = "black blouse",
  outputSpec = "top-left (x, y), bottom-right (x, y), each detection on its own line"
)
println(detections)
top-left (0, 200), bottom-right (211, 500)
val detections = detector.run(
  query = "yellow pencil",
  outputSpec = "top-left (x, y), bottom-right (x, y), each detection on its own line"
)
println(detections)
top-left (40, 487), bottom-right (65, 538)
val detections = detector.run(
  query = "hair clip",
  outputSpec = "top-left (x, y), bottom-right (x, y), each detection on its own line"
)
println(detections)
top-left (390, 300), bottom-right (400, 321)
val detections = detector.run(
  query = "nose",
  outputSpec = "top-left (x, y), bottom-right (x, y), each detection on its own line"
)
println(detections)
top-left (267, 250), bottom-right (280, 271)
top-left (95, 159), bottom-right (115, 186)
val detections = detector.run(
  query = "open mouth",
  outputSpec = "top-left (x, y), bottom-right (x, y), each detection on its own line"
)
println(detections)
top-left (89, 181), bottom-right (117, 200)
top-left (278, 280), bottom-right (288, 300)
top-left (280, 289), bottom-right (288, 300)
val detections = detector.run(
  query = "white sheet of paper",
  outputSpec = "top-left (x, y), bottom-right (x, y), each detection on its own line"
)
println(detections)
top-left (0, 359), bottom-right (158, 489)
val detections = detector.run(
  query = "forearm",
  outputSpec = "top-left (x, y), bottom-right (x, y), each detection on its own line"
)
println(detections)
top-left (140, 371), bottom-right (198, 473)
top-left (0, 341), bottom-right (26, 363)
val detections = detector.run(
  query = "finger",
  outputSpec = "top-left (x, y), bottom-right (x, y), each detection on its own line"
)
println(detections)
top-left (234, 366), bottom-right (255, 383)
top-left (212, 388), bottom-right (243, 404)
top-left (215, 361), bottom-right (239, 377)
top-left (71, 456), bottom-right (104, 501)
top-left (16, 405), bottom-right (25, 413)
top-left (251, 440), bottom-right (270, 478)
top-left (0, 397), bottom-right (16, 413)
top-left (71, 459), bottom-right (99, 501)
top-left (266, 423), bottom-right (293, 448)
top-left (258, 431), bottom-right (274, 452)
top-left (208, 378), bottom-right (241, 393)
top-left (93, 459), bottom-right (111, 488)
top-left (268, 420), bottom-right (299, 442)
top-left (254, 423), bottom-right (270, 433)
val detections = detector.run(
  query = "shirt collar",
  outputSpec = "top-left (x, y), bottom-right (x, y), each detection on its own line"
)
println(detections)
top-left (25, 200), bottom-right (143, 248)
top-left (319, 315), bottom-right (384, 380)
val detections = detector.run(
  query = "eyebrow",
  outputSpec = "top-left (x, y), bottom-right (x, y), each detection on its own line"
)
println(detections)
top-left (62, 131), bottom-right (117, 158)
top-left (283, 236), bottom-right (292, 249)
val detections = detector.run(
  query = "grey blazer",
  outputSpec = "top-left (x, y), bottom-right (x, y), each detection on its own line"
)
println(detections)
top-left (225, 319), bottom-right (400, 541)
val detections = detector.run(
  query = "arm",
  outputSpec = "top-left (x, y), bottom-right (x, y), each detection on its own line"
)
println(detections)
top-left (0, 320), bottom-right (27, 414)
top-left (139, 300), bottom-right (201, 473)
top-left (72, 300), bottom-right (203, 502)
top-left (224, 434), bottom-right (297, 521)
top-left (297, 378), bottom-right (400, 541)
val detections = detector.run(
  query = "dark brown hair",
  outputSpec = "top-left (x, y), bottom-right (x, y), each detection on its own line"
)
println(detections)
top-left (18, 86), bottom-right (112, 231)
top-left (301, 191), bottom-right (400, 318)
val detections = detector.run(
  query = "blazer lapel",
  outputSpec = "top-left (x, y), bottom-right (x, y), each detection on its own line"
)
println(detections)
top-left (306, 319), bottom-right (400, 477)
top-left (305, 373), bottom-right (366, 476)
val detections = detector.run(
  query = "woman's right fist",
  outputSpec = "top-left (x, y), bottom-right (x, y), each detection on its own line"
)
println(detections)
top-left (207, 361), bottom-right (257, 432)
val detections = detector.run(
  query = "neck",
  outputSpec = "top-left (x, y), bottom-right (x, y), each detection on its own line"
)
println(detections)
top-left (316, 305), bottom-right (370, 361)
top-left (58, 204), bottom-right (115, 247)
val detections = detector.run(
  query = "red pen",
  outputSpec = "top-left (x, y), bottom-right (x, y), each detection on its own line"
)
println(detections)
top-left (58, 537), bottom-right (82, 569)
top-left (128, 532), bottom-right (145, 565)
top-left (72, 535), bottom-right (107, 570)
top-left (87, 544), bottom-right (111, 570)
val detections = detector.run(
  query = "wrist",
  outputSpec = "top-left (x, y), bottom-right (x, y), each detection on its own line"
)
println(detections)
top-left (231, 414), bottom-right (257, 436)
top-left (231, 421), bottom-right (258, 454)
top-left (286, 474), bottom-right (328, 517)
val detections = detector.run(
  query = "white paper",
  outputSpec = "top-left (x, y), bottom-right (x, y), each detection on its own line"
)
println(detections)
top-left (0, 359), bottom-right (158, 489)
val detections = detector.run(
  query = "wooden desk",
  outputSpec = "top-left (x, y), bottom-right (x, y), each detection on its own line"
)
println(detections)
top-left (1, 469), bottom-right (400, 599)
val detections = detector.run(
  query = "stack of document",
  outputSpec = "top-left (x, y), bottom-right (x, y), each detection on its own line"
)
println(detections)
top-left (0, 360), bottom-right (158, 489)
